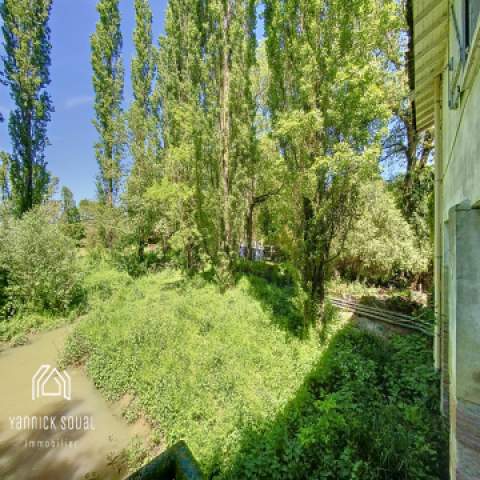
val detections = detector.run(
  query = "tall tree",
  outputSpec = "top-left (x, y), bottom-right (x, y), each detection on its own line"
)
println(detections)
top-left (0, 0), bottom-right (53, 216)
top-left (265, 0), bottom-right (398, 322)
top-left (127, 0), bottom-right (158, 260)
top-left (382, 0), bottom-right (433, 204)
top-left (60, 186), bottom-right (78, 220)
top-left (156, 0), bottom-right (257, 275)
top-left (156, 0), bottom-right (206, 269)
top-left (202, 0), bottom-right (257, 268)
top-left (244, 43), bottom-right (284, 260)
top-left (382, 0), bottom-right (434, 249)
top-left (60, 186), bottom-right (83, 241)
top-left (91, 0), bottom-right (125, 207)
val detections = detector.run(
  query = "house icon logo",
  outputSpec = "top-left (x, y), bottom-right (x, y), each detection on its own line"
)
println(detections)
top-left (32, 365), bottom-right (72, 401)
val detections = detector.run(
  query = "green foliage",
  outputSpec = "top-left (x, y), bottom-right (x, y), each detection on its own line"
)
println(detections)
top-left (0, 0), bottom-right (53, 215)
top-left (155, 0), bottom-right (259, 269)
top-left (62, 269), bottom-right (323, 476)
top-left (0, 206), bottom-right (81, 316)
top-left (0, 311), bottom-right (67, 344)
top-left (82, 264), bottom-right (132, 302)
top-left (79, 201), bottom-right (127, 250)
top-left (393, 166), bottom-right (435, 248)
top-left (60, 186), bottom-right (85, 242)
top-left (0, 152), bottom-right (10, 201)
top-left (327, 277), bottom-right (380, 299)
top-left (91, 0), bottom-right (125, 206)
top-left (224, 327), bottom-right (446, 480)
top-left (338, 180), bottom-right (429, 283)
top-left (264, 0), bottom-right (401, 318)
top-left (144, 179), bottom-right (204, 271)
top-left (125, 0), bottom-right (160, 262)
top-left (234, 260), bottom-right (298, 289)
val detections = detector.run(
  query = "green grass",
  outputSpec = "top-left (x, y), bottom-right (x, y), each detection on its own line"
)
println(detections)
top-left (62, 267), bottom-right (324, 475)
top-left (62, 266), bottom-right (445, 478)
top-left (0, 312), bottom-right (70, 345)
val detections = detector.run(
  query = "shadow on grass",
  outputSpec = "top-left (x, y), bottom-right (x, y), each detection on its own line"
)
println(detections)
top-left (236, 272), bottom-right (307, 339)
top-left (215, 323), bottom-right (448, 480)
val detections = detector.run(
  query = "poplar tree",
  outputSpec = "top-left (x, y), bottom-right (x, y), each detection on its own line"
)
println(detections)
top-left (155, 0), bottom-right (257, 275)
top-left (202, 0), bottom-right (257, 266)
top-left (128, 0), bottom-right (158, 260)
top-left (156, 0), bottom-right (207, 269)
top-left (0, 0), bottom-right (53, 216)
top-left (264, 0), bottom-right (398, 322)
top-left (0, 152), bottom-right (10, 201)
top-left (91, 0), bottom-right (125, 207)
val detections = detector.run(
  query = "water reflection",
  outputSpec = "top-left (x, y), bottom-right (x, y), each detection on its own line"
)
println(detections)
top-left (0, 328), bottom-right (146, 480)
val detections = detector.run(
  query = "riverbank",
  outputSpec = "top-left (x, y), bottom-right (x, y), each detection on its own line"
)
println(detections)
top-left (0, 327), bottom-right (150, 480)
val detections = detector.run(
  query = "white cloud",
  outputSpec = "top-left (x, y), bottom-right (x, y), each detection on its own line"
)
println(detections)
top-left (65, 95), bottom-right (93, 109)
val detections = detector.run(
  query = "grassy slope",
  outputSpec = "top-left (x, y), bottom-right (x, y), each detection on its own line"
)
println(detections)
top-left (63, 268), bottom-right (324, 475)
top-left (63, 266), bottom-right (446, 478)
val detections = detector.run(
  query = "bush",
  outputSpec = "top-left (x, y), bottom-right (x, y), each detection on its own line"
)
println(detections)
top-left (83, 264), bottom-right (132, 302)
top-left (337, 181), bottom-right (429, 284)
top-left (0, 206), bottom-right (81, 315)
top-left (112, 245), bottom-right (163, 278)
top-left (225, 327), bottom-right (447, 480)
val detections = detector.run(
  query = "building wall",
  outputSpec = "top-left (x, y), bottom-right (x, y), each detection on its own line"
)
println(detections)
top-left (442, 66), bottom-right (480, 218)
top-left (439, 5), bottom-right (480, 477)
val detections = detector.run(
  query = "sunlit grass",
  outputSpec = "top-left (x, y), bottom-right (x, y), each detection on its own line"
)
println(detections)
top-left (63, 267), bottom-right (324, 475)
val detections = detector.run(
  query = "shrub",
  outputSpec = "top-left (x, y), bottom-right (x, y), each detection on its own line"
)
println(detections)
top-left (224, 327), bottom-right (447, 480)
top-left (83, 264), bottom-right (132, 302)
top-left (0, 206), bottom-right (81, 315)
top-left (337, 181), bottom-right (429, 284)
top-left (234, 259), bottom-right (298, 288)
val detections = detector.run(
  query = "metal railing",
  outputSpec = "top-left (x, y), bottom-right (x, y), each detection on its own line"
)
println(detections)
top-left (328, 296), bottom-right (434, 337)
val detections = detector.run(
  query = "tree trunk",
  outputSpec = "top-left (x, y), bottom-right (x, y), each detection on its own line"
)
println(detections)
top-left (137, 239), bottom-right (145, 263)
top-left (404, 0), bottom-right (417, 198)
top-left (220, 0), bottom-right (232, 257)
top-left (246, 202), bottom-right (254, 260)
top-left (304, 259), bottom-right (326, 326)
top-left (25, 108), bottom-right (33, 213)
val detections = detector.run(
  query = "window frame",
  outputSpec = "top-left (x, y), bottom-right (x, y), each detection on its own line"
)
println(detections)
top-left (464, 0), bottom-right (480, 51)
top-left (448, 0), bottom-right (480, 109)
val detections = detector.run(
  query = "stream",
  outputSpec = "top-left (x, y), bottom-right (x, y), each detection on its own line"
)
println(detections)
top-left (0, 327), bottom-right (148, 480)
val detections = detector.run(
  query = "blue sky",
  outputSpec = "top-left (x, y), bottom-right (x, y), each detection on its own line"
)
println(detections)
top-left (0, 0), bottom-right (168, 201)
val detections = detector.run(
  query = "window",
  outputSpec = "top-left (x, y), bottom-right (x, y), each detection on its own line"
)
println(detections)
top-left (465, 0), bottom-right (480, 50)
top-left (448, 0), bottom-right (480, 109)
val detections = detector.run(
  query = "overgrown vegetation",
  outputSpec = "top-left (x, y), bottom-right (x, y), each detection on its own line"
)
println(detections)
top-left (0, 0), bottom-right (433, 323)
top-left (0, 0), bottom-right (445, 478)
top-left (0, 206), bottom-right (81, 317)
top-left (338, 180), bottom-right (429, 284)
top-left (62, 268), bottom-right (324, 476)
top-left (224, 327), bottom-right (447, 480)
top-left (0, 206), bottom-right (82, 342)
top-left (60, 268), bottom-right (445, 478)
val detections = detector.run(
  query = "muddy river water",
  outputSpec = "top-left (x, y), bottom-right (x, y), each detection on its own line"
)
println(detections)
top-left (0, 327), bottom-right (147, 480)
